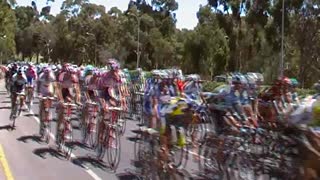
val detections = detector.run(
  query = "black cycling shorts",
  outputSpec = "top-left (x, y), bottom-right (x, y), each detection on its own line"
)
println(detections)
top-left (62, 88), bottom-right (71, 100)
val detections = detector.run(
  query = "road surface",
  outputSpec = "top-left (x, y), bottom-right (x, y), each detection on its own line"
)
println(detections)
top-left (0, 80), bottom-right (282, 180)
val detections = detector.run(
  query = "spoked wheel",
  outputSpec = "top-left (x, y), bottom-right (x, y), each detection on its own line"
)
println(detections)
top-left (42, 121), bottom-right (51, 144)
top-left (233, 153), bottom-right (256, 180)
top-left (96, 121), bottom-right (107, 161)
top-left (57, 125), bottom-right (73, 159)
top-left (11, 104), bottom-right (18, 128)
top-left (96, 131), bottom-right (106, 161)
top-left (119, 116), bottom-right (126, 135)
top-left (83, 121), bottom-right (96, 149)
top-left (198, 143), bottom-right (224, 180)
top-left (106, 126), bottom-right (121, 171)
top-left (170, 143), bottom-right (188, 169)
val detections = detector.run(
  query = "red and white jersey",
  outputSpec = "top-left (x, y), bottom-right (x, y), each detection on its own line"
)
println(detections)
top-left (97, 71), bottom-right (121, 90)
top-left (58, 72), bottom-right (79, 88)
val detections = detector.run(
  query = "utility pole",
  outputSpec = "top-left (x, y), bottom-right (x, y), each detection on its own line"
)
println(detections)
top-left (280, 0), bottom-right (285, 78)
top-left (86, 32), bottom-right (97, 66)
top-left (129, 12), bottom-right (142, 69)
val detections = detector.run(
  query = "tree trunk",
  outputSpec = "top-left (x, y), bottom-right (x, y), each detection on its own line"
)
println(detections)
top-left (36, 53), bottom-right (39, 64)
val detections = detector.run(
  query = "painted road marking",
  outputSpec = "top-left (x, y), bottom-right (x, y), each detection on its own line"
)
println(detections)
top-left (28, 109), bottom-right (102, 180)
top-left (0, 144), bottom-right (14, 180)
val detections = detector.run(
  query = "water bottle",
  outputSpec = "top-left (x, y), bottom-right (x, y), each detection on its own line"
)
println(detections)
top-left (177, 127), bottom-right (186, 147)
top-left (170, 125), bottom-right (177, 144)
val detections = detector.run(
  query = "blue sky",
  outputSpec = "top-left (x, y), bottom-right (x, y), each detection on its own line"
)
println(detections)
top-left (15, 0), bottom-right (208, 29)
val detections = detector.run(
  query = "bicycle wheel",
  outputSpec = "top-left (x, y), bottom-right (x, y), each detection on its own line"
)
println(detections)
top-left (106, 126), bottom-right (121, 171)
top-left (18, 98), bottom-right (23, 116)
top-left (170, 143), bottom-right (188, 169)
top-left (119, 115), bottom-right (126, 135)
top-left (84, 121), bottom-right (96, 148)
top-left (96, 132), bottom-right (106, 160)
top-left (81, 117), bottom-right (88, 143)
top-left (44, 121), bottom-right (51, 144)
top-left (198, 142), bottom-right (224, 179)
top-left (11, 101), bottom-right (18, 127)
top-left (96, 120), bottom-right (106, 160)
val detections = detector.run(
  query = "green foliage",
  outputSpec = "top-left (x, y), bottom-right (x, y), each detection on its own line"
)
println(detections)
top-left (296, 88), bottom-right (316, 98)
top-left (0, 0), bottom-right (318, 87)
top-left (202, 81), bottom-right (225, 92)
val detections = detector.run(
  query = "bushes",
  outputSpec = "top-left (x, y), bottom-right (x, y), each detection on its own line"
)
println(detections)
top-left (202, 81), bottom-right (226, 92)
top-left (296, 88), bottom-right (316, 98)
top-left (202, 82), bottom-right (316, 98)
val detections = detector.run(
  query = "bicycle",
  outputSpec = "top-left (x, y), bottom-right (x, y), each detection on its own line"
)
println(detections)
top-left (38, 96), bottom-right (55, 144)
top-left (81, 101), bottom-right (99, 148)
top-left (56, 102), bottom-right (77, 159)
top-left (5, 78), bottom-right (11, 95)
top-left (25, 84), bottom-right (34, 111)
top-left (10, 92), bottom-right (26, 128)
top-left (96, 106), bottom-right (122, 171)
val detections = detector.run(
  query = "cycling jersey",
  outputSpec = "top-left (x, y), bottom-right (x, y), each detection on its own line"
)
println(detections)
top-left (38, 72), bottom-right (56, 96)
top-left (26, 68), bottom-right (37, 86)
top-left (58, 72), bottom-right (78, 100)
top-left (98, 71), bottom-right (121, 102)
top-left (12, 73), bottom-right (27, 93)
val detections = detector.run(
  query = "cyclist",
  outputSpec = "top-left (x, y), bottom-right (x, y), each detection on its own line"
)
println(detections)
top-left (84, 69), bottom-right (100, 102)
top-left (97, 59), bottom-right (122, 109)
top-left (37, 67), bottom-right (56, 132)
top-left (10, 70), bottom-right (28, 119)
top-left (25, 63), bottom-right (38, 87)
top-left (37, 67), bottom-right (56, 97)
top-left (55, 65), bottom-right (81, 140)
top-left (95, 59), bottom-right (122, 151)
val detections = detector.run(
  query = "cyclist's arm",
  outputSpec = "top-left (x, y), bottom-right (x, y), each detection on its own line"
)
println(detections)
top-left (73, 83), bottom-right (81, 103)
top-left (55, 83), bottom-right (63, 102)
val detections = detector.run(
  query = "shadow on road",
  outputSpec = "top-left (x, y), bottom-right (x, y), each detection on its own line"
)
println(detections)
top-left (65, 141), bottom-right (90, 150)
top-left (0, 92), bottom-right (8, 96)
top-left (17, 134), bottom-right (42, 144)
top-left (72, 156), bottom-right (108, 170)
top-left (116, 171), bottom-right (141, 180)
top-left (0, 124), bottom-right (14, 131)
top-left (33, 147), bottom-right (65, 160)
top-left (0, 106), bottom-right (11, 110)
top-left (1, 101), bottom-right (11, 104)
top-left (126, 136), bottom-right (140, 143)
top-left (70, 117), bottom-right (79, 122)
top-left (24, 113), bottom-right (39, 117)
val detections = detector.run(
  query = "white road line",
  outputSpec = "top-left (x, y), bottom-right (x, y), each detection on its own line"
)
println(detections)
top-left (28, 109), bottom-right (102, 180)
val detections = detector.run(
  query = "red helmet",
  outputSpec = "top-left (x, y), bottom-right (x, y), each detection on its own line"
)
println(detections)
top-left (282, 76), bottom-right (291, 86)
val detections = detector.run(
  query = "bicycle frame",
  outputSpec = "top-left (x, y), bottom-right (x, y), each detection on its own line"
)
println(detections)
top-left (39, 96), bottom-right (54, 143)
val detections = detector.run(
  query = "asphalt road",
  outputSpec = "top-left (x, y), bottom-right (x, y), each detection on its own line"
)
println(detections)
top-left (0, 80), bottom-right (204, 180)
top-left (0, 80), bottom-right (283, 180)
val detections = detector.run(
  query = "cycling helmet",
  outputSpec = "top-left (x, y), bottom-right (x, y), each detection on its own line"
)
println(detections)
top-left (282, 76), bottom-right (291, 86)
top-left (107, 58), bottom-right (120, 70)
top-left (93, 70), bottom-right (101, 77)
top-left (290, 78), bottom-right (299, 87)
top-left (314, 80), bottom-right (320, 92)
top-left (232, 75), bottom-right (242, 84)
top-left (17, 70), bottom-right (23, 75)
top-left (43, 67), bottom-right (52, 73)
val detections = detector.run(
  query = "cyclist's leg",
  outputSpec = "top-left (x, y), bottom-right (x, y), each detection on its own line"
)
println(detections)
top-left (56, 88), bottom-right (68, 139)
top-left (10, 93), bottom-right (17, 117)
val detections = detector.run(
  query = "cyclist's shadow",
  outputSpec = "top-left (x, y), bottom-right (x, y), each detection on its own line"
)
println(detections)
top-left (17, 134), bottom-right (42, 144)
top-left (33, 146), bottom-right (65, 160)
top-left (0, 124), bottom-right (14, 131)
top-left (72, 155), bottom-right (109, 171)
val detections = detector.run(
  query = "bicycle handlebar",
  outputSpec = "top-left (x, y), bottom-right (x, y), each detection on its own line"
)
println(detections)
top-left (16, 92), bottom-right (26, 96)
top-left (106, 107), bottom-right (123, 111)
top-left (39, 96), bottom-right (55, 100)
top-left (86, 101), bottom-right (98, 105)
top-left (62, 103), bottom-right (77, 107)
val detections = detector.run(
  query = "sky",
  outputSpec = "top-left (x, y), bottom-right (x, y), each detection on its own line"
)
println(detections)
top-left (15, 0), bottom-right (208, 29)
